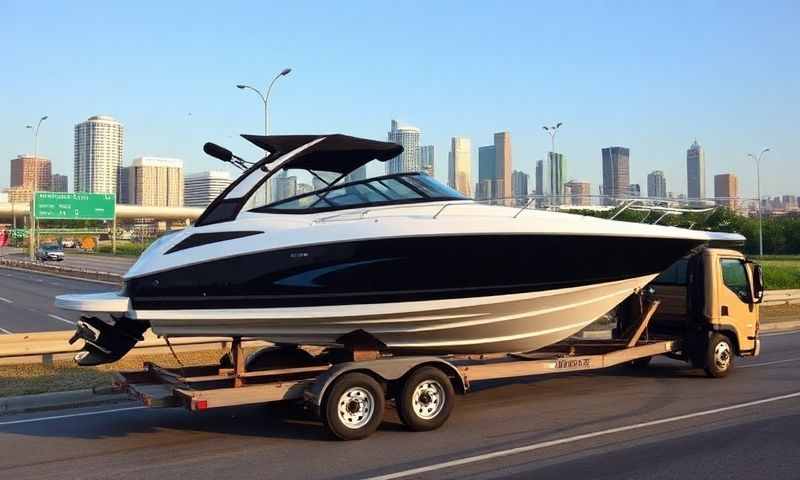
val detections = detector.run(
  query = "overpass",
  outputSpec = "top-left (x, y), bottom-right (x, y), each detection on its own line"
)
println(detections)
top-left (0, 202), bottom-right (204, 224)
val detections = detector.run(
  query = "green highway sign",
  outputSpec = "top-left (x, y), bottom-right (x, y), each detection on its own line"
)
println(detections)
top-left (33, 192), bottom-right (116, 220)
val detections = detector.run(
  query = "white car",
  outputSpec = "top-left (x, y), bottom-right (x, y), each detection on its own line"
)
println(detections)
top-left (37, 244), bottom-right (65, 261)
top-left (61, 239), bottom-right (76, 248)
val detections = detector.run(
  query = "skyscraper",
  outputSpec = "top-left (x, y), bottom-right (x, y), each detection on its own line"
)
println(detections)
top-left (714, 173), bottom-right (739, 209)
top-left (478, 146), bottom-right (496, 183)
top-left (601, 146), bottom-right (630, 201)
top-left (647, 170), bottom-right (667, 199)
top-left (386, 120), bottom-right (421, 174)
top-left (126, 157), bottom-right (184, 207)
top-left (346, 165), bottom-right (367, 183)
top-left (418, 145), bottom-right (435, 177)
top-left (547, 152), bottom-right (566, 199)
top-left (565, 180), bottom-right (591, 206)
top-left (535, 160), bottom-right (544, 196)
top-left (10, 154), bottom-right (51, 192)
top-left (511, 170), bottom-right (529, 200)
top-left (74, 115), bottom-right (124, 196)
top-left (687, 140), bottom-right (705, 202)
top-left (184, 171), bottom-right (232, 208)
top-left (51, 174), bottom-right (68, 193)
top-left (448, 137), bottom-right (471, 196)
top-left (274, 174), bottom-right (298, 201)
top-left (494, 132), bottom-right (512, 200)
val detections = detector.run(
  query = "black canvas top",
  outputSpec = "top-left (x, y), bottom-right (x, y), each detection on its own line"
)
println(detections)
top-left (242, 134), bottom-right (403, 173)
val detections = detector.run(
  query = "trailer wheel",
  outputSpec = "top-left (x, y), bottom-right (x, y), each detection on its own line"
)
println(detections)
top-left (323, 372), bottom-right (385, 440)
top-left (627, 356), bottom-right (652, 369)
top-left (704, 333), bottom-right (733, 378)
top-left (397, 366), bottom-right (455, 432)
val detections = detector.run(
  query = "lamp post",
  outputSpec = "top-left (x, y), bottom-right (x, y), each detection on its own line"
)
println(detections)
top-left (236, 68), bottom-right (292, 205)
top-left (748, 148), bottom-right (770, 257)
top-left (542, 123), bottom-right (563, 205)
top-left (236, 67), bottom-right (292, 136)
top-left (25, 115), bottom-right (48, 260)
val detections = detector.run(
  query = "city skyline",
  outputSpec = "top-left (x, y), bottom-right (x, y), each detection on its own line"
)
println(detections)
top-left (2, 2), bottom-right (796, 200)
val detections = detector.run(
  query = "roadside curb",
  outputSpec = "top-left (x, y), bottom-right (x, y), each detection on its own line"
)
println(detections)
top-left (0, 388), bottom-right (129, 416)
top-left (0, 261), bottom-right (122, 285)
top-left (760, 319), bottom-right (800, 332)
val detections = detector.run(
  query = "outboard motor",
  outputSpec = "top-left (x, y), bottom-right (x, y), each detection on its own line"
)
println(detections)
top-left (68, 316), bottom-right (150, 366)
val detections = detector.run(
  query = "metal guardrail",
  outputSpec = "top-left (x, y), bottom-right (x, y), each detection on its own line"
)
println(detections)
top-left (0, 330), bottom-right (267, 366)
top-left (763, 289), bottom-right (800, 306)
top-left (0, 258), bottom-right (123, 284)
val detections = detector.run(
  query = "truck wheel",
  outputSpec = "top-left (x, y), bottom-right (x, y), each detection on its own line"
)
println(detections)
top-left (323, 372), bottom-right (385, 440)
top-left (397, 366), bottom-right (455, 431)
top-left (704, 333), bottom-right (734, 378)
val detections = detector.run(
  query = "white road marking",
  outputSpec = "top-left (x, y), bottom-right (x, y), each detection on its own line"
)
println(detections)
top-left (364, 391), bottom-right (800, 480)
top-left (0, 406), bottom-right (147, 426)
top-left (0, 327), bottom-right (12, 334)
top-left (47, 314), bottom-right (76, 325)
top-left (0, 296), bottom-right (12, 304)
top-left (761, 330), bottom-right (800, 337)
top-left (739, 357), bottom-right (800, 369)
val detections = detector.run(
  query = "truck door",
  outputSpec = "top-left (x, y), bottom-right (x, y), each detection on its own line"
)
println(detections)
top-left (717, 257), bottom-right (758, 352)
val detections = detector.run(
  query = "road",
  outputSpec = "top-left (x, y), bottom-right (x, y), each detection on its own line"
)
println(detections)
top-left (0, 331), bottom-right (798, 479)
top-left (0, 267), bottom-right (116, 334)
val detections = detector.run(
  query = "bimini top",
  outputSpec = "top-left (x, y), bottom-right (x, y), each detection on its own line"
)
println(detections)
top-left (242, 134), bottom-right (403, 173)
top-left (196, 134), bottom-right (405, 226)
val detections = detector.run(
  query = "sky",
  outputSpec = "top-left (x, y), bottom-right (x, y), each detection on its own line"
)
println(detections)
top-left (1, 0), bottom-right (798, 199)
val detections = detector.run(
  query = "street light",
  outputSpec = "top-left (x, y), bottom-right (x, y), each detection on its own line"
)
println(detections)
top-left (748, 148), bottom-right (771, 257)
top-left (542, 123), bottom-right (563, 205)
top-left (236, 67), bottom-right (292, 136)
top-left (25, 115), bottom-right (48, 260)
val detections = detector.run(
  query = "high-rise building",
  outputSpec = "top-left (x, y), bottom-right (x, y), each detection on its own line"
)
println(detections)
top-left (494, 132), bottom-right (512, 200)
top-left (10, 154), bottom-right (51, 192)
top-left (184, 170), bottom-right (232, 208)
top-left (346, 165), bottom-right (367, 183)
top-left (511, 170), bottom-right (529, 200)
top-left (647, 170), bottom-right (667, 199)
top-left (782, 195), bottom-right (798, 211)
top-left (565, 180), bottom-right (591, 206)
top-left (714, 173), bottom-right (739, 209)
top-left (51, 174), bottom-right (68, 193)
top-left (126, 157), bottom-right (183, 207)
top-left (629, 184), bottom-right (641, 197)
top-left (474, 179), bottom-right (494, 202)
top-left (601, 146), bottom-right (630, 201)
top-left (547, 152), bottom-right (566, 199)
top-left (448, 137), bottom-right (471, 196)
top-left (687, 140), bottom-right (705, 202)
top-left (297, 183), bottom-right (314, 195)
top-left (74, 115), bottom-right (124, 196)
top-left (535, 160), bottom-right (544, 196)
top-left (418, 145), bottom-right (435, 177)
top-left (478, 146), bottom-right (496, 183)
top-left (274, 174), bottom-right (298, 201)
top-left (386, 120), bottom-right (421, 174)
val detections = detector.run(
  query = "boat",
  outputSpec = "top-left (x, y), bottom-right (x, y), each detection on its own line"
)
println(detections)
top-left (56, 134), bottom-right (744, 366)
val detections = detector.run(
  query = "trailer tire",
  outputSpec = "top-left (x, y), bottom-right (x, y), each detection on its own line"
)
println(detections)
top-left (704, 333), bottom-right (733, 378)
top-left (627, 356), bottom-right (652, 369)
top-left (323, 372), bottom-right (385, 441)
top-left (397, 366), bottom-right (455, 432)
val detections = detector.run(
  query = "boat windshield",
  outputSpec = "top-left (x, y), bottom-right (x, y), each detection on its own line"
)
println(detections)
top-left (252, 173), bottom-right (467, 213)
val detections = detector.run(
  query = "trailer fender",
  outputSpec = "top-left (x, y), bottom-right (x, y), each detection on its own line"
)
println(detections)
top-left (304, 356), bottom-right (466, 413)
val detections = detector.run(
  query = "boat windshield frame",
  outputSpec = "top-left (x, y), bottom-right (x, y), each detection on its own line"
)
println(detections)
top-left (250, 172), bottom-right (467, 214)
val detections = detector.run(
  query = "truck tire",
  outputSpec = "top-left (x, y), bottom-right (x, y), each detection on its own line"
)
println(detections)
top-left (397, 366), bottom-right (455, 432)
top-left (704, 333), bottom-right (734, 378)
top-left (323, 372), bottom-right (385, 440)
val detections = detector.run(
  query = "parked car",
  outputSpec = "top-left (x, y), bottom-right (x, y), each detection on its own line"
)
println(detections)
top-left (61, 239), bottom-right (76, 248)
top-left (37, 244), bottom-right (65, 261)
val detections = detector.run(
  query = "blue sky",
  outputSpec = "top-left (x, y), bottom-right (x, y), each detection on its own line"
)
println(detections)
top-left (2, 0), bottom-right (798, 198)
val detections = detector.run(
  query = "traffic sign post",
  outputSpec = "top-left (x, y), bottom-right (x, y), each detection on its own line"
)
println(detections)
top-left (31, 192), bottom-right (117, 256)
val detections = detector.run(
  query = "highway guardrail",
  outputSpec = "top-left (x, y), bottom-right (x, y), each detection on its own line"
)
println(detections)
top-left (0, 258), bottom-right (123, 284)
top-left (0, 330), bottom-right (266, 366)
top-left (763, 289), bottom-right (800, 306)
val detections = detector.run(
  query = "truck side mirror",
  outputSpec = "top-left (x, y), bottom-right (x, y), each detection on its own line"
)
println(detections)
top-left (750, 263), bottom-right (765, 304)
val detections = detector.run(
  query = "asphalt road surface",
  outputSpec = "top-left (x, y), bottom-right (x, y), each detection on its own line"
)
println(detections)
top-left (0, 331), bottom-right (798, 479)
top-left (0, 267), bottom-right (116, 333)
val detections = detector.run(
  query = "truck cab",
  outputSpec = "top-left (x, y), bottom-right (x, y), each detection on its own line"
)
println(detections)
top-left (643, 247), bottom-right (763, 375)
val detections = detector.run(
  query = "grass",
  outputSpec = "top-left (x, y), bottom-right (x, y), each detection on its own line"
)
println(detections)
top-left (96, 241), bottom-right (152, 256)
top-left (754, 256), bottom-right (800, 290)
